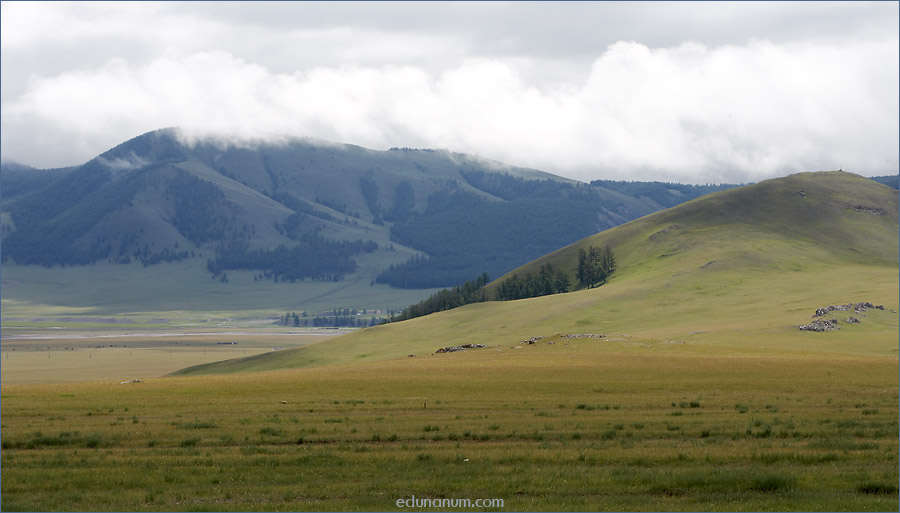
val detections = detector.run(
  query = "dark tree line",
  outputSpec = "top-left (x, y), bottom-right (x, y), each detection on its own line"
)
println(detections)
top-left (577, 245), bottom-right (616, 288)
top-left (359, 171), bottom-right (384, 225)
top-left (133, 246), bottom-right (190, 267)
top-left (275, 213), bottom-right (325, 241)
top-left (315, 196), bottom-right (360, 218)
top-left (384, 180), bottom-right (415, 222)
top-left (375, 253), bottom-right (460, 289)
top-left (207, 236), bottom-right (377, 283)
top-left (869, 175), bottom-right (899, 190)
top-left (461, 169), bottom-right (573, 201)
top-left (167, 173), bottom-right (231, 245)
top-left (385, 273), bottom-right (490, 323)
top-left (495, 263), bottom-right (570, 301)
top-left (590, 180), bottom-right (740, 208)
top-left (280, 309), bottom-right (379, 328)
top-left (388, 245), bottom-right (619, 324)
top-left (270, 191), bottom-right (336, 222)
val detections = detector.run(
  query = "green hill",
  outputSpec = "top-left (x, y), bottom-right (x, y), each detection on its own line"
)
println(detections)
top-left (174, 171), bottom-right (898, 376)
top-left (491, 170), bottom-right (897, 285)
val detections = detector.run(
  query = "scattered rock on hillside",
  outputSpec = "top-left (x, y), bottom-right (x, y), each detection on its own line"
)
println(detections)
top-left (648, 224), bottom-right (681, 240)
top-left (434, 343), bottom-right (485, 354)
top-left (846, 317), bottom-right (860, 324)
top-left (813, 302), bottom-right (884, 317)
top-left (700, 260), bottom-right (717, 269)
top-left (799, 319), bottom-right (840, 332)
top-left (845, 203), bottom-right (887, 215)
top-left (522, 336), bottom-right (543, 345)
top-left (120, 379), bottom-right (143, 384)
top-left (564, 333), bottom-right (605, 340)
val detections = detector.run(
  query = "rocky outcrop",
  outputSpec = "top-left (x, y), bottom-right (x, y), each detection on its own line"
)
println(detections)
top-left (802, 301), bottom-right (888, 332)
top-left (813, 302), bottom-right (884, 317)
top-left (845, 203), bottom-right (887, 215)
top-left (564, 333), bottom-right (606, 340)
top-left (799, 319), bottom-right (840, 332)
top-left (434, 343), bottom-right (485, 354)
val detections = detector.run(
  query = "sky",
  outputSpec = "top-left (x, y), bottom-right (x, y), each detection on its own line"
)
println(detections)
top-left (1, 1), bottom-right (897, 184)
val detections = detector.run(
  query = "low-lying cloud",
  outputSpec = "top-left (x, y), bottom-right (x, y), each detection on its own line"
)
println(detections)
top-left (2, 38), bottom-right (897, 183)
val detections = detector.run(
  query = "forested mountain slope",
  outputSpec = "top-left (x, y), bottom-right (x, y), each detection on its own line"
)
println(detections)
top-left (2, 128), bottom-right (724, 291)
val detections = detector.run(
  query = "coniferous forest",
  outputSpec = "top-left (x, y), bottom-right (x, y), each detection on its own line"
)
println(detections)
top-left (377, 172), bottom-right (629, 288)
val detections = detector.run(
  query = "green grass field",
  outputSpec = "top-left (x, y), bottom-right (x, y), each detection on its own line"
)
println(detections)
top-left (1, 343), bottom-right (897, 511)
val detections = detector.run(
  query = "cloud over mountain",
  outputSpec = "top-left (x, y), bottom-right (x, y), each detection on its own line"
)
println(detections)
top-left (2, 2), bottom-right (897, 183)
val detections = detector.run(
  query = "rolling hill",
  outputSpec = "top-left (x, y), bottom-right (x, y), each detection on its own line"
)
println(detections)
top-left (174, 171), bottom-right (898, 376)
top-left (1, 128), bottom-right (740, 318)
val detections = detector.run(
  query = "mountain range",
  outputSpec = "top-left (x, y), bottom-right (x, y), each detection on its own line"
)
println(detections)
top-left (1, 128), bottom-right (753, 316)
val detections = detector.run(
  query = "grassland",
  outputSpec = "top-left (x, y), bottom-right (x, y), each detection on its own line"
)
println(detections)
top-left (1, 342), bottom-right (897, 511)
top-left (3, 260), bottom-right (896, 509)
top-left (0, 332), bottom-right (343, 386)
top-left (1, 171), bottom-right (896, 511)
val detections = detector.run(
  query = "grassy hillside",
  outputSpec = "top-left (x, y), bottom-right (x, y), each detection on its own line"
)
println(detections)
top-left (493, 171), bottom-right (897, 285)
top-left (176, 171), bottom-right (898, 376)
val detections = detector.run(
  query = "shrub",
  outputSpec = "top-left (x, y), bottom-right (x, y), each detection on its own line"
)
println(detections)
top-left (259, 427), bottom-right (283, 437)
top-left (857, 482), bottom-right (898, 495)
top-left (749, 475), bottom-right (795, 492)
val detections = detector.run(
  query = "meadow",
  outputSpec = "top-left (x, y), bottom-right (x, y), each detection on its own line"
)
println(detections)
top-left (0, 332), bottom-right (342, 386)
top-left (1, 339), bottom-right (897, 511)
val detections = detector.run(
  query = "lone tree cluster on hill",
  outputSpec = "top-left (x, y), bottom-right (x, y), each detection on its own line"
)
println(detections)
top-left (495, 263), bottom-right (570, 301)
top-left (387, 244), bottom-right (617, 324)
top-left (576, 245), bottom-right (616, 288)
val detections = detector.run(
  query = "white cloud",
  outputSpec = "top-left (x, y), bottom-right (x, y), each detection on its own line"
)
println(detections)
top-left (1, 7), bottom-right (897, 183)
